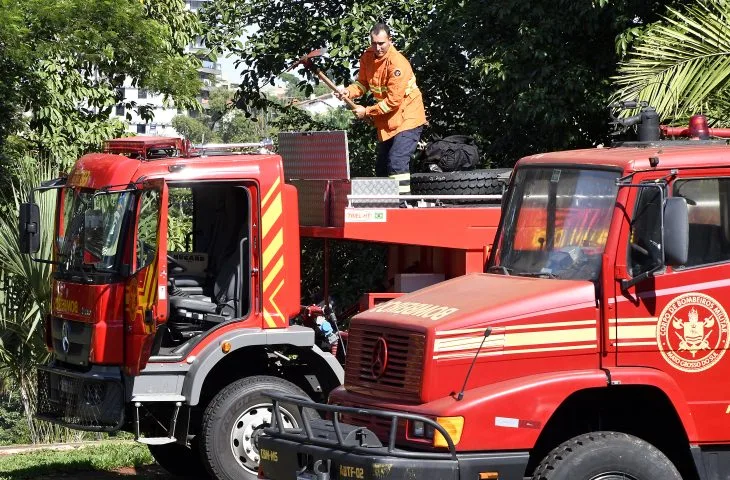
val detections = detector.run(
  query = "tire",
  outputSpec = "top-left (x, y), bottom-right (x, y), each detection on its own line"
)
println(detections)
top-left (532, 431), bottom-right (682, 480)
top-left (200, 375), bottom-right (314, 480)
top-left (410, 168), bottom-right (511, 199)
top-left (148, 440), bottom-right (209, 478)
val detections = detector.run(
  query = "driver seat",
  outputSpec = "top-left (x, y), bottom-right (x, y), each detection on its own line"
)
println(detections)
top-left (167, 244), bottom-right (245, 340)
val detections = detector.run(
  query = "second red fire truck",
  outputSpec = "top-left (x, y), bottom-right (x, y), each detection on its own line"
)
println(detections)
top-left (259, 105), bottom-right (730, 480)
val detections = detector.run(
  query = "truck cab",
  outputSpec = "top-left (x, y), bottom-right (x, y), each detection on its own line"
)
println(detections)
top-left (259, 116), bottom-right (730, 480)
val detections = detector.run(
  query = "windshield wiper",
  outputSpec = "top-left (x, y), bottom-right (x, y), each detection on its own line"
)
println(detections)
top-left (486, 265), bottom-right (512, 275)
top-left (515, 271), bottom-right (559, 279)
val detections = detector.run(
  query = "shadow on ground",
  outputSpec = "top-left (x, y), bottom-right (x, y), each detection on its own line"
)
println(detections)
top-left (3, 464), bottom-right (181, 479)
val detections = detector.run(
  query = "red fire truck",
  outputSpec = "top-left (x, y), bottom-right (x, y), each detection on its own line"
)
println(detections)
top-left (17, 131), bottom-right (503, 479)
top-left (258, 106), bottom-right (730, 480)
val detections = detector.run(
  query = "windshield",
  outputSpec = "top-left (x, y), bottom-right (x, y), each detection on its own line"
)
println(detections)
top-left (493, 167), bottom-right (619, 281)
top-left (57, 187), bottom-right (132, 274)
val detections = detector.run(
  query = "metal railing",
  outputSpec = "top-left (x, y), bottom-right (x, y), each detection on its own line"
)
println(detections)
top-left (192, 139), bottom-right (275, 156)
top-left (265, 392), bottom-right (458, 460)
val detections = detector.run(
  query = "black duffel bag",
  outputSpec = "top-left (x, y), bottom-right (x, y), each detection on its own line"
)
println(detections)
top-left (424, 135), bottom-right (479, 172)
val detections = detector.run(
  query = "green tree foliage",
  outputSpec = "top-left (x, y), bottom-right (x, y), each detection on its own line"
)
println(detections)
top-left (0, 153), bottom-right (58, 443)
top-left (0, 0), bottom-right (202, 165)
top-left (172, 115), bottom-right (220, 144)
top-left (203, 0), bottom-right (676, 167)
top-left (613, 0), bottom-right (730, 124)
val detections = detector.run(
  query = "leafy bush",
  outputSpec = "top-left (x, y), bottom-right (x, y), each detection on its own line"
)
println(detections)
top-left (0, 394), bottom-right (31, 446)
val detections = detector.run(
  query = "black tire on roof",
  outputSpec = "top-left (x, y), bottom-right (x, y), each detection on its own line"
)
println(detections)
top-left (410, 168), bottom-right (510, 200)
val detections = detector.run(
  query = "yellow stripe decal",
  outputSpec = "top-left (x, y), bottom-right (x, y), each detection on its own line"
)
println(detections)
top-left (437, 320), bottom-right (596, 336)
top-left (505, 328), bottom-right (596, 347)
top-left (434, 327), bottom-right (597, 352)
top-left (264, 310), bottom-right (276, 328)
top-left (262, 193), bottom-right (283, 239)
top-left (435, 344), bottom-right (594, 360)
top-left (263, 228), bottom-right (284, 268)
top-left (610, 324), bottom-right (656, 341)
top-left (263, 255), bottom-right (284, 291)
top-left (610, 317), bottom-right (656, 325)
top-left (269, 279), bottom-right (285, 322)
top-left (378, 100), bottom-right (391, 113)
top-left (262, 176), bottom-right (281, 210)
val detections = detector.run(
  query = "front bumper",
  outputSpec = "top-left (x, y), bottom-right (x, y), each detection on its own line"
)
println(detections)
top-left (36, 363), bottom-right (124, 431)
top-left (259, 393), bottom-right (528, 480)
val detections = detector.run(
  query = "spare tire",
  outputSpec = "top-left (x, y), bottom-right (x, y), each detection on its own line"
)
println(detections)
top-left (410, 169), bottom-right (510, 201)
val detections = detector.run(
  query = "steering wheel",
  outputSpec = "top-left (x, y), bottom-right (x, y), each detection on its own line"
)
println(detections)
top-left (167, 254), bottom-right (187, 274)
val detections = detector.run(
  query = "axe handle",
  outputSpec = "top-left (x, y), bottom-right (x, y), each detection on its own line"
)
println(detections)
top-left (314, 69), bottom-right (359, 110)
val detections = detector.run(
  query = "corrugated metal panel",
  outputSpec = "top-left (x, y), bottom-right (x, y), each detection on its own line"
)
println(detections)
top-left (279, 131), bottom-right (349, 180)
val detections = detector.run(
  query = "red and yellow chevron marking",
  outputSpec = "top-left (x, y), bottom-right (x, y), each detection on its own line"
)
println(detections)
top-left (261, 176), bottom-right (286, 328)
top-left (136, 255), bottom-right (158, 334)
top-left (433, 320), bottom-right (598, 360)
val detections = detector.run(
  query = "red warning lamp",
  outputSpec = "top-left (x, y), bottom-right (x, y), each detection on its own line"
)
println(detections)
top-left (688, 114), bottom-right (710, 140)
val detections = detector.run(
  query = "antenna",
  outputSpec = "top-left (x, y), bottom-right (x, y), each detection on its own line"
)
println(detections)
top-left (455, 327), bottom-right (492, 401)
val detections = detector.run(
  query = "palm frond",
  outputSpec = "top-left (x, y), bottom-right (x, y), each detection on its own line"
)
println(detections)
top-left (612, 1), bottom-right (730, 123)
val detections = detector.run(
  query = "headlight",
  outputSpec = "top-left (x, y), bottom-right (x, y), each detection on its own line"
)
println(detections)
top-left (411, 420), bottom-right (425, 438)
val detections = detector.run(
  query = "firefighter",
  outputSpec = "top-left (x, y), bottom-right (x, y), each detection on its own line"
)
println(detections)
top-left (336, 22), bottom-right (427, 194)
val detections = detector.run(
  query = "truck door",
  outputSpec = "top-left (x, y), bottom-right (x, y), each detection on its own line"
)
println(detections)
top-left (125, 182), bottom-right (168, 375)
top-left (615, 171), bottom-right (730, 442)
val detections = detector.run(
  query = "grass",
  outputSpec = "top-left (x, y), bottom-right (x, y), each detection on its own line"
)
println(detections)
top-left (0, 441), bottom-right (155, 479)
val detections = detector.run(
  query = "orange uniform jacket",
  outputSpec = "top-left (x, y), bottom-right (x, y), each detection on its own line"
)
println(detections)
top-left (346, 46), bottom-right (427, 142)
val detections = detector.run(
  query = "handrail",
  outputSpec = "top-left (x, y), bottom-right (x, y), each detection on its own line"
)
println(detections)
top-left (265, 392), bottom-right (458, 461)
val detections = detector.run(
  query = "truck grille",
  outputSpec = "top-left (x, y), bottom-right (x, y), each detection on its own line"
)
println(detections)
top-left (51, 317), bottom-right (92, 366)
top-left (339, 411), bottom-right (407, 443)
top-left (344, 325), bottom-right (425, 403)
top-left (36, 366), bottom-right (124, 431)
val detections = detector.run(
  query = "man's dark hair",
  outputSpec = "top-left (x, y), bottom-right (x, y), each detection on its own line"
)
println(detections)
top-left (370, 22), bottom-right (391, 37)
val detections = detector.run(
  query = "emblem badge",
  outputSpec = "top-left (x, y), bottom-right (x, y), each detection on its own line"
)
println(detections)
top-left (61, 321), bottom-right (70, 354)
top-left (371, 337), bottom-right (389, 380)
top-left (393, 69), bottom-right (401, 77)
top-left (657, 293), bottom-right (730, 372)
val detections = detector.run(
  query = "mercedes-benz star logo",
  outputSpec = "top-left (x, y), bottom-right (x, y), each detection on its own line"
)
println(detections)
top-left (61, 321), bottom-right (70, 354)
top-left (371, 337), bottom-right (388, 380)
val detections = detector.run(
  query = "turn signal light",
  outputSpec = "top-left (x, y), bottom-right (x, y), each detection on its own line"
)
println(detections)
top-left (221, 341), bottom-right (232, 353)
top-left (433, 416), bottom-right (464, 447)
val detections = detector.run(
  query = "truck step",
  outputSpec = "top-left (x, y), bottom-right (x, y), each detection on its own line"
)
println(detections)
top-left (136, 437), bottom-right (177, 446)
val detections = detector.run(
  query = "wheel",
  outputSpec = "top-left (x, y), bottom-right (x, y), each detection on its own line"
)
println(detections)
top-left (410, 168), bottom-right (510, 202)
top-left (148, 440), bottom-right (209, 478)
top-left (532, 431), bottom-right (682, 480)
top-left (200, 375), bottom-right (314, 480)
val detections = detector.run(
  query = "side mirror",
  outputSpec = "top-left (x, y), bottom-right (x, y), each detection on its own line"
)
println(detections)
top-left (664, 197), bottom-right (688, 266)
top-left (19, 203), bottom-right (41, 254)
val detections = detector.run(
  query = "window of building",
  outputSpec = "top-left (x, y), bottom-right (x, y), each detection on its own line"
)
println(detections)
top-left (137, 124), bottom-right (147, 134)
top-left (116, 88), bottom-right (125, 101)
top-left (115, 105), bottom-right (124, 116)
top-left (674, 178), bottom-right (730, 268)
top-left (138, 89), bottom-right (148, 99)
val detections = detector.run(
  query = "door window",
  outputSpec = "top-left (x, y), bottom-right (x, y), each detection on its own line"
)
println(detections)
top-left (136, 189), bottom-right (160, 271)
top-left (628, 185), bottom-right (664, 277)
top-left (674, 178), bottom-right (730, 268)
